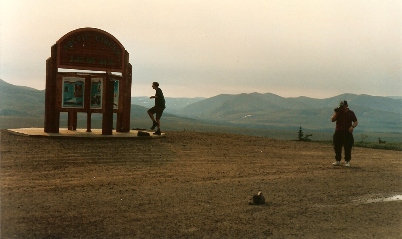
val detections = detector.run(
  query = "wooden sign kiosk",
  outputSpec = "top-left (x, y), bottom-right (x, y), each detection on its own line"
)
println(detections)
top-left (44, 28), bottom-right (132, 135)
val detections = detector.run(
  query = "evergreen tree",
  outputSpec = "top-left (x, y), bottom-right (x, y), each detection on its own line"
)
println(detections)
top-left (298, 126), bottom-right (304, 141)
top-left (298, 126), bottom-right (312, 141)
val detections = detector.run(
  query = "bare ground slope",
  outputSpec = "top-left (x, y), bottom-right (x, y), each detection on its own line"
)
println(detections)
top-left (1, 130), bottom-right (401, 238)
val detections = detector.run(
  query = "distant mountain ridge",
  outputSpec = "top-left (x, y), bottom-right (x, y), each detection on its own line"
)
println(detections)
top-left (181, 92), bottom-right (401, 114)
top-left (0, 79), bottom-right (196, 130)
top-left (0, 79), bottom-right (45, 117)
top-left (178, 92), bottom-right (402, 132)
top-left (131, 96), bottom-right (206, 114)
top-left (0, 79), bottom-right (401, 134)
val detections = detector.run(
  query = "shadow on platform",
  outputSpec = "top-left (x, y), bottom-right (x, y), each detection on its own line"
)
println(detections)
top-left (6, 128), bottom-right (165, 139)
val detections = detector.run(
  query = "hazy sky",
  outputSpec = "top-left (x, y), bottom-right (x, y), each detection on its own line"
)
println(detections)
top-left (1, 0), bottom-right (401, 98)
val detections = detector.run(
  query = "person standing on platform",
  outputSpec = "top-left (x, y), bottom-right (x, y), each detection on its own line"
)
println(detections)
top-left (147, 82), bottom-right (165, 135)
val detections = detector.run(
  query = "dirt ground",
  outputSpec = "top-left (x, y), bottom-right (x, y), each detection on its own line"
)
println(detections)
top-left (1, 130), bottom-right (401, 238)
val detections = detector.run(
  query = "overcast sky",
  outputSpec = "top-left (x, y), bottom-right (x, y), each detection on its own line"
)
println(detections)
top-left (1, 0), bottom-right (401, 98)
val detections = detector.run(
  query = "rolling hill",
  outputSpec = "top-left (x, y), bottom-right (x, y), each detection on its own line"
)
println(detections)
top-left (131, 96), bottom-right (205, 114)
top-left (0, 79), bottom-right (45, 117)
top-left (178, 92), bottom-right (402, 133)
top-left (0, 79), bottom-right (401, 141)
top-left (0, 79), bottom-right (224, 134)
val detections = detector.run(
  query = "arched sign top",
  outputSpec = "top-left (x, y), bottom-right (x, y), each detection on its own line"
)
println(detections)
top-left (57, 28), bottom-right (126, 72)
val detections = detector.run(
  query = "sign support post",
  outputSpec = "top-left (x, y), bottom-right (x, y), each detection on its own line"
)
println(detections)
top-left (44, 44), bottom-right (60, 133)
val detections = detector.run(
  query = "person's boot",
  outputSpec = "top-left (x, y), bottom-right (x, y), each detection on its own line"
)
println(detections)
top-left (153, 129), bottom-right (161, 135)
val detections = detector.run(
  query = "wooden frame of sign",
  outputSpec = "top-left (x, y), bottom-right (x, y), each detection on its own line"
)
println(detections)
top-left (45, 28), bottom-right (132, 135)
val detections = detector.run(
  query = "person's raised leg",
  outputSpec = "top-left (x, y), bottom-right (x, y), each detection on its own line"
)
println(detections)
top-left (147, 108), bottom-right (157, 129)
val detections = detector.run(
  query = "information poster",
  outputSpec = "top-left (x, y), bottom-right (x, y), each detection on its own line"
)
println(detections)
top-left (90, 78), bottom-right (103, 109)
top-left (113, 80), bottom-right (119, 109)
top-left (62, 77), bottom-right (85, 108)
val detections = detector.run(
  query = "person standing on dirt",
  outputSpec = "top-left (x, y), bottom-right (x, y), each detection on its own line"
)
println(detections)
top-left (331, 100), bottom-right (358, 167)
top-left (147, 82), bottom-right (165, 135)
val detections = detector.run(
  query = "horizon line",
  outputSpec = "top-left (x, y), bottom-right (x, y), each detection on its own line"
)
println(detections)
top-left (1, 78), bottom-right (401, 99)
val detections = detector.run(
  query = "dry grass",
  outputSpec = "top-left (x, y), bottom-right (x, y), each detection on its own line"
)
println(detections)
top-left (1, 130), bottom-right (401, 238)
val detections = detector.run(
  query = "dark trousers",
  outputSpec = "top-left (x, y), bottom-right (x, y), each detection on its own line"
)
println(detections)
top-left (333, 131), bottom-right (354, 162)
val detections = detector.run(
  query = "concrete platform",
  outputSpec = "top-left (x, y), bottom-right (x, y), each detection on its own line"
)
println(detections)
top-left (6, 128), bottom-right (165, 138)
